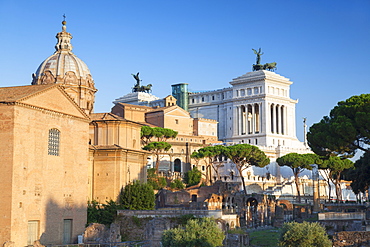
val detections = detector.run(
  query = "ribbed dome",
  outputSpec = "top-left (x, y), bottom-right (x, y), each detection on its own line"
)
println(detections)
top-left (33, 52), bottom-right (92, 82)
top-left (32, 20), bottom-right (97, 114)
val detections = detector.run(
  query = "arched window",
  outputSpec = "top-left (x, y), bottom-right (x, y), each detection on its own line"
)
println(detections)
top-left (174, 159), bottom-right (181, 172)
top-left (48, 128), bottom-right (60, 156)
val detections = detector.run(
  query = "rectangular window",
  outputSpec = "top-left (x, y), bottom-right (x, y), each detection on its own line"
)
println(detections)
top-left (48, 128), bottom-right (60, 156)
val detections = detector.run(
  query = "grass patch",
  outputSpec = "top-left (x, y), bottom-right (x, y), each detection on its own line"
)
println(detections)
top-left (249, 228), bottom-right (281, 247)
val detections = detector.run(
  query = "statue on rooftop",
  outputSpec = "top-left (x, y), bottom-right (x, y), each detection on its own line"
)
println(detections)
top-left (252, 48), bottom-right (264, 65)
top-left (263, 62), bottom-right (277, 71)
top-left (252, 48), bottom-right (277, 71)
top-left (132, 72), bottom-right (141, 92)
top-left (132, 72), bottom-right (153, 93)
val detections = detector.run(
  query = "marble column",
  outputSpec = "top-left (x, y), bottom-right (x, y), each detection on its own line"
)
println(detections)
top-left (272, 104), bottom-right (276, 134)
top-left (252, 103), bottom-right (255, 134)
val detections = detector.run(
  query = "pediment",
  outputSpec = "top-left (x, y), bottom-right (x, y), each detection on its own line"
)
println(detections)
top-left (19, 86), bottom-right (88, 119)
top-left (165, 107), bottom-right (190, 117)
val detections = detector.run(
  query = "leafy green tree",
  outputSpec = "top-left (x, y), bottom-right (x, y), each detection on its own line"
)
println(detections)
top-left (224, 144), bottom-right (269, 195)
top-left (141, 126), bottom-right (178, 145)
top-left (87, 200), bottom-right (102, 224)
top-left (191, 145), bottom-right (226, 184)
top-left (87, 182), bottom-right (156, 225)
top-left (119, 181), bottom-right (155, 210)
top-left (279, 221), bottom-right (332, 247)
top-left (184, 167), bottom-right (202, 187)
top-left (320, 156), bottom-right (353, 201)
top-left (162, 217), bottom-right (225, 247)
top-left (87, 200), bottom-right (122, 225)
top-left (140, 125), bottom-right (154, 145)
top-left (307, 94), bottom-right (370, 195)
top-left (153, 127), bottom-right (178, 141)
top-left (190, 150), bottom-right (208, 183)
top-left (141, 126), bottom-right (177, 173)
top-left (147, 168), bottom-right (167, 190)
top-left (170, 179), bottom-right (185, 190)
top-left (344, 151), bottom-right (370, 195)
top-left (143, 141), bottom-right (171, 173)
top-left (276, 153), bottom-right (317, 203)
top-left (307, 94), bottom-right (370, 158)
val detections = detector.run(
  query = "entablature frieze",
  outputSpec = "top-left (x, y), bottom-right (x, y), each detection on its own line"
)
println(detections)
top-left (266, 96), bottom-right (298, 104)
top-left (188, 87), bottom-right (232, 96)
top-left (233, 100), bottom-right (263, 106)
top-left (90, 146), bottom-right (150, 155)
top-left (189, 99), bottom-right (233, 108)
top-left (230, 74), bottom-right (292, 86)
top-left (231, 94), bottom-right (266, 103)
top-left (13, 102), bottom-right (90, 122)
top-left (266, 100), bottom-right (294, 106)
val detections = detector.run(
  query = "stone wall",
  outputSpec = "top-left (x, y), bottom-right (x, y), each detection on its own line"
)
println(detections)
top-left (83, 216), bottom-right (247, 247)
top-left (320, 220), bottom-right (365, 235)
top-left (333, 231), bottom-right (370, 247)
top-left (224, 233), bottom-right (249, 247)
top-left (118, 209), bottom-right (216, 218)
top-left (0, 86), bottom-right (90, 246)
top-left (83, 223), bottom-right (121, 244)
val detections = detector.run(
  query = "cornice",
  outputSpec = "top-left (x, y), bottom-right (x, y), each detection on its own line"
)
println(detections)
top-left (12, 101), bottom-right (90, 122)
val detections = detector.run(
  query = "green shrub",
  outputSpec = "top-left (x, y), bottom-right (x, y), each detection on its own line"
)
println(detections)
top-left (119, 181), bottom-right (155, 210)
top-left (162, 217), bottom-right (224, 247)
top-left (87, 200), bottom-right (123, 225)
top-left (147, 168), bottom-right (167, 189)
top-left (279, 221), bottom-right (332, 247)
top-left (170, 179), bottom-right (185, 190)
top-left (184, 167), bottom-right (202, 187)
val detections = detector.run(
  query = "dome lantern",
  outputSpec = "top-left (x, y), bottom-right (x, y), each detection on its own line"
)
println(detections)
top-left (55, 19), bottom-right (73, 52)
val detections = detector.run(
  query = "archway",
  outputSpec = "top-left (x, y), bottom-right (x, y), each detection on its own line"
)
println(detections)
top-left (174, 158), bottom-right (181, 172)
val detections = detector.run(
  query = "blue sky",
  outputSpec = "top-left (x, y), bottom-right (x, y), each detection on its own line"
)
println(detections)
top-left (0, 0), bottom-right (369, 142)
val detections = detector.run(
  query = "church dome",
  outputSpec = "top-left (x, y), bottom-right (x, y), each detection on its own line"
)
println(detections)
top-left (32, 19), bottom-right (97, 114)
top-left (33, 52), bottom-right (92, 83)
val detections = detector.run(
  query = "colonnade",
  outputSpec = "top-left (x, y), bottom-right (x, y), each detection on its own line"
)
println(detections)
top-left (269, 103), bottom-right (286, 135)
top-left (235, 103), bottom-right (261, 136)
top-left (234, 103), bottom-right (288, 136)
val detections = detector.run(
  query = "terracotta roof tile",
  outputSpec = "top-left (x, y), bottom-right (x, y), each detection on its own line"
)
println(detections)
top-left (0, 84), bottom-right (55, 102)
top-left (90, 112), bottom-right (124, 120)
top-left (90, 113), bottom-right (147, 127)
